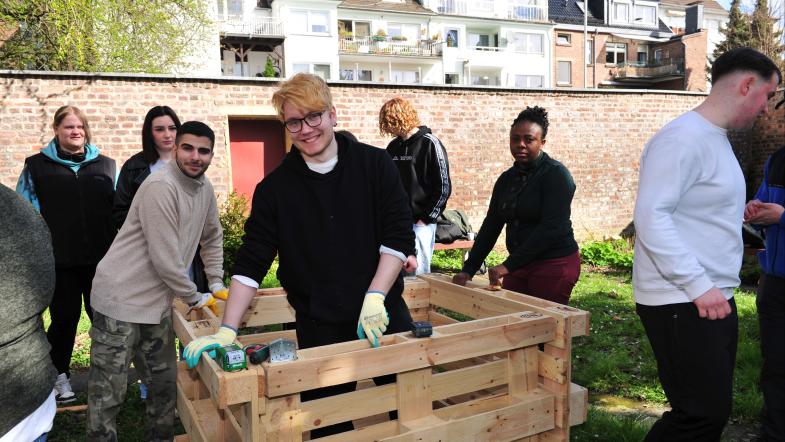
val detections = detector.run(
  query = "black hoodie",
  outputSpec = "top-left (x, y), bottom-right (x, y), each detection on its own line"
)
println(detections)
top-left (385, 126), bottom-right (451, 224)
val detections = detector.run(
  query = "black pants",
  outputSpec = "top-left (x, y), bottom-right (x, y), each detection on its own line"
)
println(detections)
top-left (637, 298), bottom-right (738, 442)
top-left (296, 297), bottom-right (412, 439)
top-left (48, 264), bottom-right (97, 376)
top-left (758, 274), bottom-right (785, 442)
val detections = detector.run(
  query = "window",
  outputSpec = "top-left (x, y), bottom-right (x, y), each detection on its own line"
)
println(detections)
top-left (515, 75), bottom-right (544, 88)
top-left (391, 70), bottom-right (419, 83)
top-left (654, 48), bottom-right (663, 61)
top-left (445, 29), bottom-right (459, 48)
top-left (290, 10), bottom-right (330, 34)
top-left (340, 68), bottom-right (371, 81)
top-left (613, 2), bottom-right (629, 22)
top-left (469, 33), bottom-right (491, 48)
top-left (557, 61), bottom-right (571, 85)
top-left (637, 44), bottom-right (648, 63)
top-left (586, 39), bottom-right (595, 65)
top-left (557, 33), bottom-right (571, 46)
top-left (513, 33), bottom-right (544, 54)
top-left (471, 75), bottom-right (498, 86)
top-left (293, 63), bottom-right (331, 79)
top-left (634, 5), bottom-right (656, 25)
top-left (355, 22), bottom-right (371, 37)
top-left (388, 23), bottom-right (419, 41)
top-left (445, 73), bottom-right (460, 84)
top-left (605, 42), bottom-right (627, 65)
top-left (216, 0), bottom-right (243, 18)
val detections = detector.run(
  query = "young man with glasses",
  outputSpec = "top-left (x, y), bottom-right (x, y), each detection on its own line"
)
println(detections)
top-left (86, 121), bottom-right (226, 441)
top-left (184, 73), bottom-right (415, 438)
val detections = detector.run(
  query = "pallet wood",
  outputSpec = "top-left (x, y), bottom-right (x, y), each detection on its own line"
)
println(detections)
top-left (175, 274), bottom-right (589, 441)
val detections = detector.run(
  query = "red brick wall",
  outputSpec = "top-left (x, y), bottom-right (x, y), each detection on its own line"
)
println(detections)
top-left (2, 72), bottom-right (758, 243)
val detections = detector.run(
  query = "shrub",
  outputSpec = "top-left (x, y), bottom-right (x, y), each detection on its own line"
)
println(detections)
top-left (580, 239), bottom-right (634, 271)
top-left (219, 191), bottom-right (249, 282)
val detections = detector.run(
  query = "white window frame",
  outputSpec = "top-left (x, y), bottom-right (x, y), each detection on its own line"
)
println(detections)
top-left (637, 44), bottom-right (649, 64)
top-left (634, 5), bottom-right (656, 25)
top-left (513, 32), bottom-right (544, 54)
top-left (445, 28), bottom-right (459, 48)
top-left (605, 42), bottom-right (627, 65)
top-left (388, 22), bottom-right (420, 42)
top-left (557, 33), bottom-right (571, 46)
top-left (445, 73), bottom-right (461, 84)
top-left (557, 61), bottom-right (571, 85)
top-left (469, 32), bottom-right (492, 48)
top-left (391, 70), bottom-right (420, 83)
top-left (290, 9), bottom-right (330, 35)
top-left (515, 75), bottom-right (544, 88)
top-left (586, 39), bottom-right (595, 65)
top-left (612, 1), bottom-right (630, 23)
top-left (293, 63), bottom-right (331, 79)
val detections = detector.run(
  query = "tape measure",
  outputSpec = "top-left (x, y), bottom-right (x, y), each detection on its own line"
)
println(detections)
top-left (214, 344), bottom-right (247, 372)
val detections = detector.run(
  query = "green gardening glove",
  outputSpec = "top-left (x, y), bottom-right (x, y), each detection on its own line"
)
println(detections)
top-left (356, 292), bottom-right (389, 348)
top-left (183, 325), bottom-right (237, 368)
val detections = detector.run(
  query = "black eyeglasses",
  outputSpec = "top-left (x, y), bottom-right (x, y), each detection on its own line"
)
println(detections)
top-left (284, 110), bottom-right (325, 133)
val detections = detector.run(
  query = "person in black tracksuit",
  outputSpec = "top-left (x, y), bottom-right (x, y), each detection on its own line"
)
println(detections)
top-left (380, 97), bottom-right (451, 274)
top-left (16, 105), bottom-right (116, 404)
top-left (184, 74), bottom-right (415, 438)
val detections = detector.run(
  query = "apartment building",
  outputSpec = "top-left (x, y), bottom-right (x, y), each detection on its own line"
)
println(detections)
top-left (550, 0), bottom-right (711, 90)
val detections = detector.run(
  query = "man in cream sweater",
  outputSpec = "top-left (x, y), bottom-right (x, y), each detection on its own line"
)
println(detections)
top-left (86, 121), bottom-right (225, 441)
top-left (634, 47), bottom-right (780, 441)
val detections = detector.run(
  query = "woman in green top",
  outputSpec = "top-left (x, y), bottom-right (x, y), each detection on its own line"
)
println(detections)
top-left (452, 106), bottom-right (580, 305)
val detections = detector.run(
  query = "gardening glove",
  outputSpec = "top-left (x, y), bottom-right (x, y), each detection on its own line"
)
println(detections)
top-left (183, 325), bottom-right (237, 369)
top-left (210, 282), bottom-right (229, 301)
top-left (356, 292), bottom-right (389, 348)
top-left (187, 292), bottom-right (216, 314)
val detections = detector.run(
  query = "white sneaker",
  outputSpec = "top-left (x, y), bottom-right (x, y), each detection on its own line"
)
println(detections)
top-left (54, 373), bottom-right (76, 404)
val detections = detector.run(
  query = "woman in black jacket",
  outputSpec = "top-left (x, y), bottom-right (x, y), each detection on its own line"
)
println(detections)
top-left (452, 106), bottom-right (580, 305)
top-left (114, 106), bottom-right (180, 227)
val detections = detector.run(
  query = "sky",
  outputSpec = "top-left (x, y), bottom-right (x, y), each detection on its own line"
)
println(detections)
top-left (715, 0), bottom-right (781, 14)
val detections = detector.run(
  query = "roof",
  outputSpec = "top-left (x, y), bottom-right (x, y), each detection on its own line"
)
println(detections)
top-left (550, 0), bottom-right (673, 34)
top-left (338, 0), bottom-right (434, 15)
top-left (659, 0), bottom-right (728, 13)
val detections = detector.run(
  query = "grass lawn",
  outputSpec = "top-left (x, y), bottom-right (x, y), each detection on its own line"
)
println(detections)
top-left (48, 255), bottom-right (763, 441)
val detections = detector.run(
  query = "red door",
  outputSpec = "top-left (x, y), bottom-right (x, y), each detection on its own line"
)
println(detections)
top-left (228, 119), bottom-right (285, 201)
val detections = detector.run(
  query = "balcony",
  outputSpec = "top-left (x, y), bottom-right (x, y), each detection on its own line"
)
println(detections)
top-left (338, 37), bottom-right (442, 57)
top-left (423, 0), bottom-right (547, 22)
top-left (216, 16), bottom-right (284, 38)
top-left (612, 59), bottom-right (684, 82)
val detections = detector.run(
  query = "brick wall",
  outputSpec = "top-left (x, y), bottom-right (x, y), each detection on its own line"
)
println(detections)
top-left (3, 71), bottom-right (775, 243)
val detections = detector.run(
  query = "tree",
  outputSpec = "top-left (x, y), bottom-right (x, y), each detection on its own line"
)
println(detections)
top-left (712, 0), bottom-right (751, 60)
top-left (262, 56), bottom-right (276, 78)
top-left (0, 0), bottom-right (211, 73)
top-left (749, 0), bottom-right (785, 66)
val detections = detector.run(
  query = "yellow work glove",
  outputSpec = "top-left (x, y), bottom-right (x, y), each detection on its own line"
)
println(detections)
top-left (210, 283), bottom-right (229, 301)
top-left (356, 291), bottom-right (389, 348)
top-left (183, 325), bottom-right (237, 368)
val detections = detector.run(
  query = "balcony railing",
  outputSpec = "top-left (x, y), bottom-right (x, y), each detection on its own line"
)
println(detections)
top-left (338, 37), bottom-right (442, 57)
top-left (216, 16), bottom-right (284, 38)
top-left (612, 59), bottom-right (685, 79)
top-left (422, 0), bottom-right (547, 22)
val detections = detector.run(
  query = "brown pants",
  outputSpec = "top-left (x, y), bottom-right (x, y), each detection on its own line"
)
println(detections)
top-left (502, 251), bottom-right (581, 305)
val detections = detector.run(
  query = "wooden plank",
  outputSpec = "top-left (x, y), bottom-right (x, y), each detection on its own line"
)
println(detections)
top-left (240, 294), bottom-right (296, 328)
top-left (508, 346), bottom-right (538, 397)
top-left (399, 415), bottom-right (447, 438)
top-left (313, 421), bottom-right (399, 442)
top-left (264, 315), bottom-right (554, 397)
top-left (176, 385), bottom-right (224, 442)
top-left (402, 287), bottom-right (431, 309)
top-left (263, 395), bottom-right (303, 441)
top-left (538, 352), bottom-right (566, 384)
top-left (396, 368), bottom-right (433, 423)
top-left (385, 390), bottom-right (555, 442)
top-left (301, 384), bottom-right (396, 431)
top-left (569, 383), bottom-right (588, 426)
top-left (433, 359), bottom-right (507, 400)
top-left (428, 310), bottom-right (460, 326)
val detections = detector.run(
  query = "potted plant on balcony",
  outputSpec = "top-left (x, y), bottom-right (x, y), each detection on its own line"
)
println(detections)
top-left (339, 29), bottom-right (354, 39)
top-left (372, 29), bottom-right (387, 42)
top-left (391, 35), bottom-right (407, 41)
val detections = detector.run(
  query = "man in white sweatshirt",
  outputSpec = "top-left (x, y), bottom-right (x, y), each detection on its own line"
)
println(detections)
top-left (633, 47), bottom-right (780, 441)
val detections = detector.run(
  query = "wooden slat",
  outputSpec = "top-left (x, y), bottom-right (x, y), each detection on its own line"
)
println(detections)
top-left (396, 368), bottom-right (433, 423)
top-left (428, 310), bottom-right (460, 326)
top-left (262, 395), bottom-right (303, 441)
top-left (264, 315), bottom-right (554, 397)
top-left (313, 421), bottom-right (399, 442)
top-left (508, 346), bottom-right (538, 397)
top-left (538, 351), bottom-right (566, 384)
top-left (569, 383), bottom-right (588, 426)
top-left (385, 390), bottom-right (555, 442)
top-left (240, 294), bottom-right (296, 328)
top-left (176, 384), bottom-right (224, 442)
top-left (402, 286), bottom-right (431, 309)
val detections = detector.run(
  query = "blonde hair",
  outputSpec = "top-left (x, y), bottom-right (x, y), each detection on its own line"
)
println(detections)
top-left (378, 97), bottom-right (420, 137)
top-left (53, 105), bottom-right (92, 145)
top-left (271, 73), bottom-right (333, 120)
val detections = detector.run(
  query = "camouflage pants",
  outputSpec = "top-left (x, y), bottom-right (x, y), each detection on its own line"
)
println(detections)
top-left (86, 311), bottom-right (176, 442)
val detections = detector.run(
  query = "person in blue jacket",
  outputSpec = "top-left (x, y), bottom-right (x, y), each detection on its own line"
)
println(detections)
top-left (744, 141), bottom-right (785, 442)
top-left (16, 105), bottom-right (116, 405)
